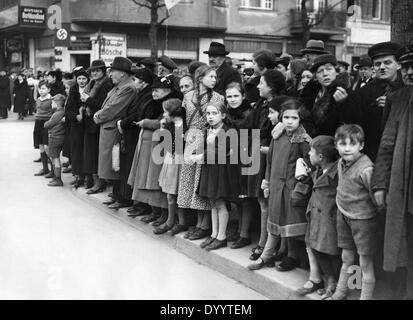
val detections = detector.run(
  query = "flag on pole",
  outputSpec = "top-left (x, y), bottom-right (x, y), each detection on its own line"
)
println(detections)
top-left (164, 0), bottom-right (182, 11)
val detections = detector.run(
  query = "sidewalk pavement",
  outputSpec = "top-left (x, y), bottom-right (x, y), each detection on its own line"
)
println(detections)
top-left (70, 186), bottom-right (392, 300)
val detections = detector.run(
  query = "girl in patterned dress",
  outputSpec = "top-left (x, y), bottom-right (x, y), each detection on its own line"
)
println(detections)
top-left (177, 65), bottom-right (225, 241)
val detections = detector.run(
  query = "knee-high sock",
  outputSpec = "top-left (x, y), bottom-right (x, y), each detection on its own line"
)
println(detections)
top-left (40, 152), bottom-right (49, 172)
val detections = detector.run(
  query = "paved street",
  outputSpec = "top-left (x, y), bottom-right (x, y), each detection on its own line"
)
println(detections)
top-left (0, 113), bottom-right (266, 300)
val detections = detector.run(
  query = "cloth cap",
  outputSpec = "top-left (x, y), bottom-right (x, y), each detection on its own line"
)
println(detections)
top-left (310, 54), bottom-right (337, 73)
top-left (368, 41), bottom-right (402, 60)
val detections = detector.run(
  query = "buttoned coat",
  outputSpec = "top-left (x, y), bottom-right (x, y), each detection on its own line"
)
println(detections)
top-left (94, 77), bottom-right (137, 180)
top-left (305, 162), bottom-right (340, 255)
top-left (371, 87), bottom-right (413, 272)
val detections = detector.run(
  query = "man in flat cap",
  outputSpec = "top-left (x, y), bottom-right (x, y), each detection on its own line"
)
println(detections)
top-left (371, 44), bottom-right (413, 299)
top-left (343, 41), bottom-right (404, 161)
top-left (203, 41), bottom-right (242, 96)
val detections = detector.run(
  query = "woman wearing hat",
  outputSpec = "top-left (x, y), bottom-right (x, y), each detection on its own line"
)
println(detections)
top-left (128, 74), bottom-right (181, 223)
top-left (300, 54), bottom-right (350, 137)
top-left (65, 67), bottom-right (90, 188)
top-left (113, 68), bottom-right (155, 210)
top-left (80, 60), bottom-right (114, 194)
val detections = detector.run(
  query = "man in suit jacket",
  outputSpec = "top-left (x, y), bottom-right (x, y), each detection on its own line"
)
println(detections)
top-left (203, 42), bottom-right (242, 96)
top-left (94, 57), bottom-right (137, 205)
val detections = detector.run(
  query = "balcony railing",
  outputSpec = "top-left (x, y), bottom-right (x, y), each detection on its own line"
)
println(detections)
top-left (290, 9), bottom-right (347, 35)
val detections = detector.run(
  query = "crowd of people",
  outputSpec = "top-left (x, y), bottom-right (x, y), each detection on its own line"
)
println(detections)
top-left (2, 38), bottom-right (413, 300)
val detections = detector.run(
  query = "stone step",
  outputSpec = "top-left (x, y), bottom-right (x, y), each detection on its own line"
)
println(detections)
top-left (70, 186), bottom-right (391, 300)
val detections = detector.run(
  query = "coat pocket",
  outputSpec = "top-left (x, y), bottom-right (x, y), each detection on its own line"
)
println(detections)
top-left (291, 182), bottom-right (311, 207)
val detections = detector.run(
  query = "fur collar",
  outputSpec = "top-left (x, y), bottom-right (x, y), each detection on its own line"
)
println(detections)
top-left (288, 125), bottom-right (312, 144)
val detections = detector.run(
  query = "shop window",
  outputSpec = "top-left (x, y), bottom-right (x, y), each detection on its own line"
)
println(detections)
top-left (240, 0), bottom-right (273, 10)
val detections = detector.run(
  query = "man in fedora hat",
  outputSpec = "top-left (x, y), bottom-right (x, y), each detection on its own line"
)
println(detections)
top-left (93, 56), bottom-right (138, 206)
top-left (203, 41), bottom-right (241, 95)
top-left (157, 55), bottom-right (182, 98)
top-left (372, 44), bottom-right (413, 300)
top-left (301, 39), bottom-right (329, 64)
top-left (352, 55), bottom-right (373, 91)
top-left (343, 41), bottom-right (404, 161)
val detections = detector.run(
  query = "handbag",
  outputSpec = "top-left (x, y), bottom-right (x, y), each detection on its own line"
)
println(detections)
top-left (112, 143), bottom-right (120, 172)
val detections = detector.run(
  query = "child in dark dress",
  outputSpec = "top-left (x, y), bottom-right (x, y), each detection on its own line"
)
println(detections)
top-left (195, 102), bottom-right (240, 251)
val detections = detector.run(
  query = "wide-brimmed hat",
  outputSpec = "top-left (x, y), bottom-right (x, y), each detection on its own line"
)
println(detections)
top-left (354, 55), bottom-right (373, 70)
top-left (368, 41), bottom-right (402, 60)
top-left (158, 55), bottom-right (177, 71)
top-left (337, 60), bottom-right (350, 68)
top-left (301, 40), bottom-right (329, 55)
top-left (140, 57), bottom-right (156, 68)
top-left (395, 44), bottom-right (413, 64)
top-left (88, 60), bottom-right (106, 72)
top-left (107, 56), bottom-right (134, 74)
top-left (73, 66), bottom-right (89, 79)
top-left (203, 42), bottom-right (229, 56)
top-left (135, 68), bottom-right (155, 85)
top-left (310, 54), bottom-right (337, 73)
top-left (152, 75), bottom-right (174, 89)
top-left (301, 40), bottom-right (329, 54)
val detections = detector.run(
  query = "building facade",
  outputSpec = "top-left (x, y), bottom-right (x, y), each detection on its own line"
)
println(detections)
top-left (0, 0), bottom-right (390, 73)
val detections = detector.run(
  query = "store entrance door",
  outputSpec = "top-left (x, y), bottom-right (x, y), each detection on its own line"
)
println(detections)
top-left (71, 54), bottom-right (90, 70)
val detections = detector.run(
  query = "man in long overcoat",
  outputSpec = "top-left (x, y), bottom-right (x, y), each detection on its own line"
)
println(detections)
top-left (371, 45), bottom-right (413, 300)
top-left (94, 57), bottom-right (137, 205)
top-left (343, 42), bottom-right (404, 162)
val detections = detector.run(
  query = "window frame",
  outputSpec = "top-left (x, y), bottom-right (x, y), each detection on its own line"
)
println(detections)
top-left (240, 0), bottom-right (274, 11)
top-left (372, 0), bottom-right (382, 20)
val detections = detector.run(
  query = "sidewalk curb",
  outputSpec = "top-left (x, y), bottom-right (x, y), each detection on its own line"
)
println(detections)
top-left (71, 187), bottom-right (320, 300)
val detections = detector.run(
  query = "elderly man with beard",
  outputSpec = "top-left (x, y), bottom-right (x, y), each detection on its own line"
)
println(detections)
top-left (371, 44), bottom-right (413, 300)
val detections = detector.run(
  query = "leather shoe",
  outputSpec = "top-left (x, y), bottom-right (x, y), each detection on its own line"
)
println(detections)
top-left (44, 171), bottom-right (55, 179)
top-left (152, 215), bottom-right (167, 227)
top-left (200, 236), bottom-right (216, 248)
top-left (249, 246), bottom-right (264, 261)
top-left (296, 280), bottom-right (325, 296)
top-left (128, 206), bottom-right (151, 217)
top-left (73, 180), bottom-right (85, 189)
top-left (188, 228), bottom-right (211, 241)
top-left (230, 237), bottom-right (251, 249)
top-left (247, 258), bottom-right (267, 271)
top-left (34, 169), bottom-right (49, 176)
top-left (140, 213), bottom-right (159, 224)
top-left (205, 239), bottom-right (227, 251)
top-left (62, 167), bottom-right (72, 174)
top-left (169, 224), bottom-right (188, 236)
top-left (103, 199), bottom-right (116, 206)
top-left (87, 185), bottom-right (107, 195)
top-left (85, 180), bottom-right (94, 189)
top-left (108, 202), bottom-right (130, 210)
top-left (275, 257), bottom-right (299, 272)
top-left (227, 231), bottom-right (240, 242)
top-left (153, 224), bottom-right (173, 235)
top-left (48, 178), bottom-right (63, 187)
top-left (184, 227), bottom-right (198, 239)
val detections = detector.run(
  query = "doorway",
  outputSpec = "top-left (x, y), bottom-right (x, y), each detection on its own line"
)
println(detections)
top-left (71, 54), bottom-right (90, 70)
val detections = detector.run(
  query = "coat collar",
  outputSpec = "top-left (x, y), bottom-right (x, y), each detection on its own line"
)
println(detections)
top-left (312, 161), bottom-right (338, 188)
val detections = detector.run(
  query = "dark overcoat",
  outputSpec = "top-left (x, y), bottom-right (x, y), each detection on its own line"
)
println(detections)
top-left (0, 75), bottom-right (11, 115)
top-left (83, 77), bottom-right (113, 174)
top-left (343, 74), bottom-right (404, 161)
top-left (214, 61), bottom-right (242, 96)
top-left (13, 79), bottom-right (29, 114)
top-left (65, 84), bottom-right (85, 176)
top-left (371, 87), bottom-right (413, 272)
top-left (118, 85), bottom-right (154, 200)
